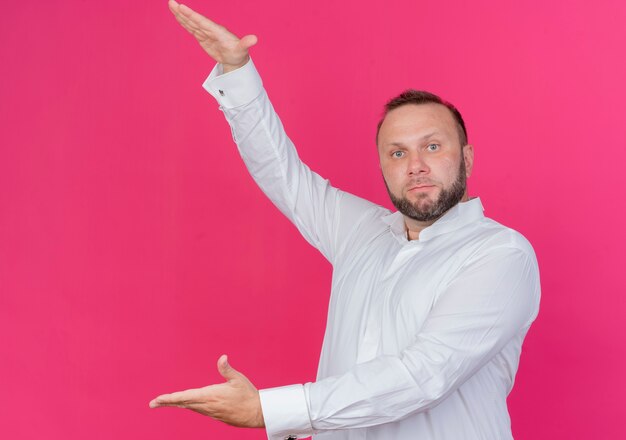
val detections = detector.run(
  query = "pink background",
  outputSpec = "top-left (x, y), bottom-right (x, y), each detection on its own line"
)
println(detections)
top-left (1, 0), bottom-right (625, 438)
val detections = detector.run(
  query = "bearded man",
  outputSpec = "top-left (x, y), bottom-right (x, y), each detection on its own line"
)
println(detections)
top-left (150, 2), bottom-right (541, 439)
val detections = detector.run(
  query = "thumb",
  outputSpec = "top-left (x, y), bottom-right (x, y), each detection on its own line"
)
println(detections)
top-left (239, 34), bottom-right (258, 51)
top-left (217, 354), bottom-right (241, 381)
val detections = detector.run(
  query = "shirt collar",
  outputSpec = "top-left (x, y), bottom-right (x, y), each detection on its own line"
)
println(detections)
top-left (381, 197), bottom-right (485, 243)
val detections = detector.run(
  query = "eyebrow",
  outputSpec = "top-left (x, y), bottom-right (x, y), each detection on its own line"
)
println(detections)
top-left (385, 131), bottom-right (441, 148)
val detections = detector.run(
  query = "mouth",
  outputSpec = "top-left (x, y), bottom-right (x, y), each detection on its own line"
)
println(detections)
top-left (408, 185), bottom-right (436, 192)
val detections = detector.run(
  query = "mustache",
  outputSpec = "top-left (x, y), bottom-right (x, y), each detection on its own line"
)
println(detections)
top-left (406, 179), bottom-right (438, 188)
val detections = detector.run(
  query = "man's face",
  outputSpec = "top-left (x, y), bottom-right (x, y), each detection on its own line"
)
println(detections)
top-left (377, 103), bottom-right (474, 222)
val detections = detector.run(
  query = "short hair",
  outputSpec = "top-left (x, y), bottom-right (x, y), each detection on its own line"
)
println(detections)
top-left (375, 90), bottom-right (468, 147)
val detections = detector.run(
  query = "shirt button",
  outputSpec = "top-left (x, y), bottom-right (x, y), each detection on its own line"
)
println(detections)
top-left (218, 89), bottom-right (225, 96)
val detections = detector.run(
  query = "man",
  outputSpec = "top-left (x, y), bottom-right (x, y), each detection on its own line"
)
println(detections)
top-left (149, 1), bottom-right (541, 439)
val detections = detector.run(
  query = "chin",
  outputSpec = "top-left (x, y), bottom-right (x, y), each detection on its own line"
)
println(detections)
top-left (411, 197), bottom-right (437, 211)
top-left (408, 191), bottom-right (438, 204)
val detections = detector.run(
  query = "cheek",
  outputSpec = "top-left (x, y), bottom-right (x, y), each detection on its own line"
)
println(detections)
top-left (380, 164), bottom-right (406, 194)
top-left (381, 161), bottom-right (403, 181)
top-left (432, 157), bottom-right (457, 182)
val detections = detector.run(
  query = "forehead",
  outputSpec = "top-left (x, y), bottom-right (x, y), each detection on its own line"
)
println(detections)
top-left (378, 103), bottom-right (458, 145)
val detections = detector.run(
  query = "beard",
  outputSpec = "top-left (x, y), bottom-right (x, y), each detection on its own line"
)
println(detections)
top-left (384, 158), bottom-right (467, 222)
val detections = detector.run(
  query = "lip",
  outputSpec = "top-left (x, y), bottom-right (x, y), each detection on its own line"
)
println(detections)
top-left (408, 185), bottom-right (435, 192)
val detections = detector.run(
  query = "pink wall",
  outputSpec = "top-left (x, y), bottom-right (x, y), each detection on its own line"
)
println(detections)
top-left (1, 0), bottom-right (625, 438)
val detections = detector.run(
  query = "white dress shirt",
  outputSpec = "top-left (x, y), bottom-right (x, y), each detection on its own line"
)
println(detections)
top-left (202, 58), bottom-right (541, 440)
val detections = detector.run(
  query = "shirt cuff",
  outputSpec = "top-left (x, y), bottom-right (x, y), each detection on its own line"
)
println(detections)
top-left (202, 57), bottom-right (263, 109)
top-left (259, 384), bottom-right (316, 440)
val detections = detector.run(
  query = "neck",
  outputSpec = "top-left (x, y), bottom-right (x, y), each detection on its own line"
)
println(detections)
top-left (404, 218), bottom-right (436, 241)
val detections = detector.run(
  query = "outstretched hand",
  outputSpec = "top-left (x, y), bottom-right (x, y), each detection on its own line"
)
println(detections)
top-left (149, 354), bottom-right (265, 428)
top-left (168, 0), bottom-right (258, 72)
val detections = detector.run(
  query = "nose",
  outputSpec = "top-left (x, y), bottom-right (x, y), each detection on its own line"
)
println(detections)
top-left (407, 151), bottom-right (429, 176)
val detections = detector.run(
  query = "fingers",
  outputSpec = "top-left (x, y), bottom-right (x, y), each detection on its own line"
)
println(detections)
top-left (149, 355), bottom-right (245, 411)
top-left (168, 0), bottom-right (234, 47)
top-left (176, 2), bottom-right (224, 35)
top-left (149, 387), bottom-right (203, 408)
top-left (167, 0), bottom-right (255, 67)
top-left (169, 2), bottom-right (202, 35)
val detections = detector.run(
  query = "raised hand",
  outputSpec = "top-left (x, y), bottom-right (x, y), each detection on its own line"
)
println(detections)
top-left (168, 0), bottom-right (258, 72)
top-left (149, 354), bottom-right (265, 428)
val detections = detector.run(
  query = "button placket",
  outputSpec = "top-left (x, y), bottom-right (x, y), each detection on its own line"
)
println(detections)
top-left (355, 244), bottom-right (422, 363)
top-left (358, 243), bottom-right (425, 363)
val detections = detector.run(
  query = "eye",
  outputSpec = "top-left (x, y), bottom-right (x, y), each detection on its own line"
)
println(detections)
top-left (426, 143), bottom-right (440, 152)
top-left (391, 151), bottom-right (405, 158)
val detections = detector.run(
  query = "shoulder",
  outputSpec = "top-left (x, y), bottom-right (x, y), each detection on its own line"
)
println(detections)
top-left (474, 217), bottom-right (537, 257)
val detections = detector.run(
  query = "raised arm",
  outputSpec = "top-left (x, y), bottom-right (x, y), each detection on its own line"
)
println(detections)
top-left (170, 0), bottom-right (381, 263)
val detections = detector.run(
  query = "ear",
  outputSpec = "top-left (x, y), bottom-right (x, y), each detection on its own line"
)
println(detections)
top-left (463, 144), bottom-right (474, 178)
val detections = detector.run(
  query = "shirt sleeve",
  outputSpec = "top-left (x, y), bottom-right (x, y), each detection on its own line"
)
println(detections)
top-left (257, 239), bottom-right (541, 438)
top-left (202, 58), bottom-right (381, 264)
